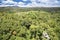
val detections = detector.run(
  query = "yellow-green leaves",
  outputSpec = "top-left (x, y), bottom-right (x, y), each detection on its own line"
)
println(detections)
top-left (30, 25), bottom-right (39, 29)
top-left (0, 10), bottom-right (60, 40)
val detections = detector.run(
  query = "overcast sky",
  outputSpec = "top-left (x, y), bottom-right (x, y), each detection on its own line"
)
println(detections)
top-left (0, 0), bottom-right (60, 7)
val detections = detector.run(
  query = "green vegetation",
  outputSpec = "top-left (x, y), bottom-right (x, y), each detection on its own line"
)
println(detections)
top-left (0, 7), bottom-right (60, 40)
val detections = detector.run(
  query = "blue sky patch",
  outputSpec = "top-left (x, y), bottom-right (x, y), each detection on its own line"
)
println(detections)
top-left (13, 0), bottom-right (22, 2)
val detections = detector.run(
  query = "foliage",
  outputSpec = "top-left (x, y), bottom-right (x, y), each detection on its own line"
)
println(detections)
top-left (0, 9), bottom-right (60, 40)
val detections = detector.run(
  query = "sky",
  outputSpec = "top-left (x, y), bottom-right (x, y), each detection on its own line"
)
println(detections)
top-left (0, 0), bottom-right (60, 7)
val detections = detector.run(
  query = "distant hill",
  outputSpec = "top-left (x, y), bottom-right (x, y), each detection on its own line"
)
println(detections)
top-left (0, 7), bottom-right (60, 13)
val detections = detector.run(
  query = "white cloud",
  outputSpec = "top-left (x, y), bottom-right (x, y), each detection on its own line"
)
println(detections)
top-left (0, 0), bottom-right (60, 7)
top-left (37, 0), bottom-right (48, 2)
top-left (2, 0), bottom-right (17, 5)
top-left (0, 5), bottom-right (15, 7)
top-left (18, 2), bottom-right (25, 5)
top-left (22, 0), bottom-right (28, 1)
top-left (26, 0), bottom-right (60, 7)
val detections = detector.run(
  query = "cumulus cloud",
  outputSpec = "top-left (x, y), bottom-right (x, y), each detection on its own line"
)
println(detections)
top-left (2, 0), bottom-right (17, 5)
top-left (0, 0), bottom-right (60, 7)
top-left (23, 0), bottom-right (28, 1)
top-left (27, 0), bottom-right (60, 7)
top-left (18, 2), bottom-right (24, 5)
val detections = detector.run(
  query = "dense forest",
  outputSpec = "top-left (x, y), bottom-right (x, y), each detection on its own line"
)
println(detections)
top-left (0, 7), bottom-right (60, 40)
